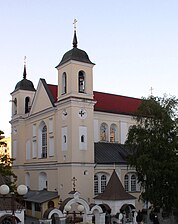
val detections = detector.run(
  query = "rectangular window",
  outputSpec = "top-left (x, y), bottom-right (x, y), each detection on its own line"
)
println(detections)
top-left (13, 140), bottom-right (17, 159)
top-left (32, 124), bottom-right (36, 137)
top-left (26, 201), bottom-right (32, 210)
top-left (32, 140), bottom-right (37, 158)
top-left (49, 118), bottom-right (53, 134)
top-left (49, 136), bottom-right (54, 156)
top-left (26, 140), bottom-right (31, 160)
top-left (35, 203), bottom-right (41, 211)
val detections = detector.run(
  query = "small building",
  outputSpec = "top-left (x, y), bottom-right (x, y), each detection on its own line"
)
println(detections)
top-left (24, 189), bottom-right (59, 219)
top-left (95, 169), bottom-right (137, 223)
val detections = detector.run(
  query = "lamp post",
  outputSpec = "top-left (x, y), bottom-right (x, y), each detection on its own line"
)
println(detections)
top-left (64, 204), bottom-right (84, 224)
top-left (0, 184), bottom-right (28, 224)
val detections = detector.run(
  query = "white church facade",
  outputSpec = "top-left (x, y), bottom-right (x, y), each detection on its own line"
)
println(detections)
top-left (10, 28), bottom-right (143, 220)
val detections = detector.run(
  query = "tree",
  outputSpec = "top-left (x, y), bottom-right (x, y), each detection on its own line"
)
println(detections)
top-left (126, 95), bottom-right (178, 212)
top-left (0, 130), bottom-right (17, 190)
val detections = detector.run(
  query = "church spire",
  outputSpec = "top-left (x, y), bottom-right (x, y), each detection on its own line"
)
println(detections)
top-left (23, 56), bottom-right (27, 79)
top-left (73, 19), bottom-right (78, 48)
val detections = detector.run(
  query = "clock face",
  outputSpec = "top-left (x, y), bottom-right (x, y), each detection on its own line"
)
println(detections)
top-left (78, 109), bottom-right (87, 119)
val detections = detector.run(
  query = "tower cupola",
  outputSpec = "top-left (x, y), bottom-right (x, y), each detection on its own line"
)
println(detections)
top-left (11, 57), bottom-right (36, 116)
top-left (56, 20), bottom-right (95, 101)
top-left (56, 21), bottom-right (94, 68)
top-left (13, 58), bottom-right (35, 93)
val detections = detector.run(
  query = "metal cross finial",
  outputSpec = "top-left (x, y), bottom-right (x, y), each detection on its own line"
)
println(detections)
top-left (23, 56), bottom-right (27, 79)
top-left (73, 18), bottom-right (77, 31)
top-left (150, 87), bottom-right (154, 96)
top-left (72, 176), bottom-right (77, 191)
top-left (24, 56), bottom-right (26, 66)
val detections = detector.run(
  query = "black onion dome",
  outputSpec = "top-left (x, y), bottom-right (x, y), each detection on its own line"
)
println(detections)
top-left (56, 30), bottom-right (94, 67)
top-left (13, 64), bottom-right (36, 92)
top-left (56, 47), bottom-right (94, 67)
top-left (14, 78), bottom-right (35, 91)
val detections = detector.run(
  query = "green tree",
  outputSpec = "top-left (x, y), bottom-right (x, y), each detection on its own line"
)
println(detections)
top-left (126, 95), bottom-right (178, 212)
top-left (0, 130), bottom-right (17, 190)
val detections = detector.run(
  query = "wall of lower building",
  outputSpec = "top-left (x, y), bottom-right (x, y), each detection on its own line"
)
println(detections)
top-left (25, 197), bottom-right (59, 219)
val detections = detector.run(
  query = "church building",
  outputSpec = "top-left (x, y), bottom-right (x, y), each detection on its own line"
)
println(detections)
top-left (10, 26), bottom-right (143, 217)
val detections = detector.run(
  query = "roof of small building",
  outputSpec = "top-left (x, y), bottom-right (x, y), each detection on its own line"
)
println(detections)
top-left (94, 170), bottom-right (136, 201)
top-left (25, 189), bottom-right (59, 203)
top-left (94, 142), bottom-right (130, 164)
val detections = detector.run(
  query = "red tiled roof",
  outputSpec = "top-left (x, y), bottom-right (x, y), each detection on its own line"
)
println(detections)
top-left (47, 84), bottom-right (141, 115)
top-left (48, 84), bottom-right (58, 102)
top-left (94, 91), bottom-right (141, 115)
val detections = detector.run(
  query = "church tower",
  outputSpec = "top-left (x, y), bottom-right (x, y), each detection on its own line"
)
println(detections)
top-left (55, 21), bottom-right (95, 201)
top-left (10, 59), bottom-right (36, 165)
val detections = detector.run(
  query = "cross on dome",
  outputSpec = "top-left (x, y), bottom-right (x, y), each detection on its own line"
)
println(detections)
top-left (150, 86), bottom-right (154, 96)
top-left (73, 19), bottom-right (78, 48)
top-left (73, 18), bottom-right (77, 31)
top-left (23, 56), bottom-right (27, 79)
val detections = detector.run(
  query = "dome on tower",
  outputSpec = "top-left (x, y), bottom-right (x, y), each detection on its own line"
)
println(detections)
top-left (15, 78), bottom-right (35, 92)
top-left (56, 29), bottom-right (94, 67)
top-left (13, 63), bottom-right (36, 93)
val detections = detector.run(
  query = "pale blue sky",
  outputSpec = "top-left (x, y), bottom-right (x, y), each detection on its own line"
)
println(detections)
top-left (0, 0), bottom-right (178, 136)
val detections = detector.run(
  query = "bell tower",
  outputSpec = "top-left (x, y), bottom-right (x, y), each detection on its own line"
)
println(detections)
top-left (11, 57), bottom-right (36, 119)
top-left (10, 58), bottom-right (36, 165)
top-left (56, 20), bottom-right (95, 102)
top-left (55, 21), bottom-right (96, 201)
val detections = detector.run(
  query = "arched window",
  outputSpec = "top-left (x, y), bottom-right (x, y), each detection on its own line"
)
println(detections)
top-left (14, 98), bottom-right (17, 115)
top-left (94, 173), bottom-right (109, 195)
top-left (124, 174), bottom-right (129, 192)
top-left (39, 172), bottom-right (47, 190)
top-left (124, 173), bottom-right (138, 192)
top-left (94, 175), bottom-right (99, 195)
top-left (131, 174), bottom-right (136, 192)
top-left (100, 123), bottom-right (108, 142)
top-left (25, 96), bottom-right (30, 113)
top-left (78, 71), bottom-right (85, 93)
top-left (42, 125), bottom-right (47, 158)
top-left (110, 124), bottom-right (117, 143)
top-left (62, 72), bottom-right (67, 94)
top-left (101, 175), bottom-right (107, 193)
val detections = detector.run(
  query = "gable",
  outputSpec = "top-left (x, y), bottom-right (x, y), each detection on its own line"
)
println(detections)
top-left (30, 79), bottom-right (55, 115)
